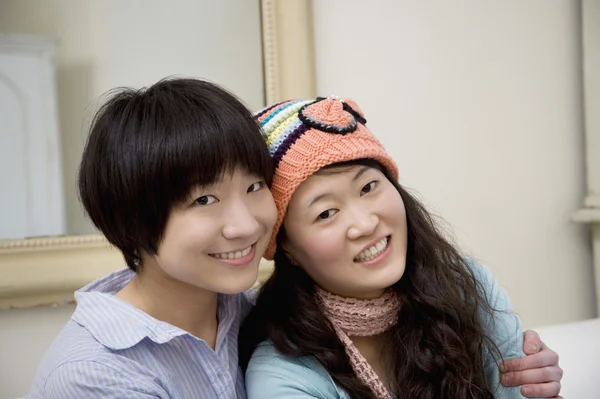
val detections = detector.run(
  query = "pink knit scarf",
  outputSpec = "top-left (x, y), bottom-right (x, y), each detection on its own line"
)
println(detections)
top-left (316, 287), bottom-right (399, 399)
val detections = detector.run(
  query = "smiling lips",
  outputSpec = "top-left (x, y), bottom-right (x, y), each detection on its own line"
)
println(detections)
top-left (354, 236), bottom-right (390, 263)
top-left (209, 244), bottom-right (256, 266)
top-left (210, 236), bottom-right (392, 267)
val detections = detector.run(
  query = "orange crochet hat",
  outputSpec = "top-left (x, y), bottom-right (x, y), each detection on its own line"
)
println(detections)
top-left (256, 96), bottom-right (399, 260)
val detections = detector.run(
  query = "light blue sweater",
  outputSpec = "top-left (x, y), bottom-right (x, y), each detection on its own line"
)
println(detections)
top-left (246, 260), bottom-right (534, 399)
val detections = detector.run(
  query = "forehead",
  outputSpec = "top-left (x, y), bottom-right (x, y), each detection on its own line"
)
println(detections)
top-left (300, 164), bottom-right (356, 189)
top-left (307, 164), bottom-right (375, 187)
top-left (288, 165), bottom-right (376, 208)
top-left (175, 167), bottom-right (255, 204)
top-left (193, 166), bottom-right (256, 188)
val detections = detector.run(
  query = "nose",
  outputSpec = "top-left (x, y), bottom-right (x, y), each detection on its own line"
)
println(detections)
top-left (222, 199), bottom-right (260, 240)
top-left (347, 205), bottom-right (378, 241)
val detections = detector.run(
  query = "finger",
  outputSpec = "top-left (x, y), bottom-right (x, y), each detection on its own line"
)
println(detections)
top-left (500, 349), bottom-right (559, 372)
top-left (523, 330), bottom-right (542, 354)
top-left (520, 381), bottom-right (561, 398)
top-left (501, 366), bottom-right (563, 387)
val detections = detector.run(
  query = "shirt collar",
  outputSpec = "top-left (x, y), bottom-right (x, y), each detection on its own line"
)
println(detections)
top-left (71, 268), bottom-right (239, 351)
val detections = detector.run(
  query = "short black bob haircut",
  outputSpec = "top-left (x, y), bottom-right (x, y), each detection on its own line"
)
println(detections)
top-left (78, 78), bottom-right (272, 271)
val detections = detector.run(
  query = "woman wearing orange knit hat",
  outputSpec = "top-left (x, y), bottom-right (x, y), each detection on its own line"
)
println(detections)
top-left (241, 96), bottom-right (562, 399)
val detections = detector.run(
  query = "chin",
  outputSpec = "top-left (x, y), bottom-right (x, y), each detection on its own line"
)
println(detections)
top-left (218, 268), bottom-right (260, 294)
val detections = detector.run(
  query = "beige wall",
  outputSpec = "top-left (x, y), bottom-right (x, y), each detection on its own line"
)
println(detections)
top-left (0, 1), bottom-right (263, 397)
top-left (0, 306), bottom-right (74, 399)
top-left (312, 0), bottom-right (595, 327)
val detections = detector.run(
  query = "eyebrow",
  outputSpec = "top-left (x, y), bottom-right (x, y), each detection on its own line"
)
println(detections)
top-left (352, 166), bottom-right (371, 182)
top-left (307, 166), bottom-right (371, 208)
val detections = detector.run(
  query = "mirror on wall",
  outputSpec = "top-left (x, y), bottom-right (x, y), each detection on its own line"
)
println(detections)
top-left (0, 0), bottom-right (265, 241)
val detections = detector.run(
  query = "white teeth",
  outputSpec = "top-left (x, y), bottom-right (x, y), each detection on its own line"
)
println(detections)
top-left (211, 246), bottom-right (252, 260)
top-left (355, 237), bottom-right (388, 262)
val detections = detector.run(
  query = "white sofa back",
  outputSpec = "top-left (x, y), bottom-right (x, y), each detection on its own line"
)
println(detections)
top-left (533, 317), bottom-right (600, 398)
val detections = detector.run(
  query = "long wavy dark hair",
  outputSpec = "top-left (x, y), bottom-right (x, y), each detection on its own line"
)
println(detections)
top-left (240, 159), bottom-right (501, 398)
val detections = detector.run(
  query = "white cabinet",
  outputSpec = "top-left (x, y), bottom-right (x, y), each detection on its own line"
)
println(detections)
top-left (0, 35), bottom-right (65, 240)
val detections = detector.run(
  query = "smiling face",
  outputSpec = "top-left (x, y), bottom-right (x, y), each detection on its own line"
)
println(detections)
top-left (141, 167), bottom-right (277, 295)
top-left (281, 163), bottom-right (408, 299)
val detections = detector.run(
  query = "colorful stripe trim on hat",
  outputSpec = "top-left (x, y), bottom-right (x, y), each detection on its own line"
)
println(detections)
top-left (258, 101), bottom-right (297, 131)
top-left (272, 123), bottom-right (310, 169)
top-left (259, 100), bottom-right (307, 133)
top-left (258, 99), bottom-right (314, 159)
top-left (254, 99), bottom-right (293, 119)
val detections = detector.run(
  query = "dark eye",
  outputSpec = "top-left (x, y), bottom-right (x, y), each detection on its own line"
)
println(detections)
top-left (248, 181), bottom-right (265, 193)
top-left (361, 181), bottom-right (378, 195)
top-left (195, 195), bottom-right (218, 206)
top-left (317, 209), bottom-right (338, 220)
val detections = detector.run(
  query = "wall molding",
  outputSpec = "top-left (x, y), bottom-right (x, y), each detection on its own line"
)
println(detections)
top-left (572, 0), bottom-right (600, 315)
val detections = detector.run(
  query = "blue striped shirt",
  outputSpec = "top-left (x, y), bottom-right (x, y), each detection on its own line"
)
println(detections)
top-left (27, 268), bottom-right (253, 399)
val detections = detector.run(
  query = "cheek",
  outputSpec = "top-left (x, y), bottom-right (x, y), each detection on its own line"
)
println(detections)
top-left (158, 213), bottom-right (213, 263)
top-left (256, 191), bottom-right (277, 228)
top-left (240, 190), bottom-right (278, 238)
top-left (296, 229), bottom-right (347, 280)
top-left (381, 189), bottom-right (407, 227)
top-left (155, 223), bottom-right (214, 283)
